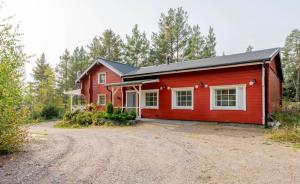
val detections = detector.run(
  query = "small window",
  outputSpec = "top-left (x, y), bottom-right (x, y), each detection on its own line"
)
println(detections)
top-left (172, 87), bottom-right (194, 109)
top-left (142, 90), bottom-right (159, 109)
top-left (97, 94), bottom-right (106, 106)
top-left (98, 73), bottom-right (106, 84)
top-left (210, 85), bottom-right (246, 110)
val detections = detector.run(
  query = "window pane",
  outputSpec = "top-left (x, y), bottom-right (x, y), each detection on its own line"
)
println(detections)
top-left (175, 90), bottom-right (192, 107)
top-left (145, 92), bottom-right (158, 107)
top-left (229, 101), bottom-right (236, 106)
top-left (222, 101), bottom-right (228, 106)
top-left (229, 89), bottom-right (236, 94)
top-left (229, 95), bottom-right (236, 100)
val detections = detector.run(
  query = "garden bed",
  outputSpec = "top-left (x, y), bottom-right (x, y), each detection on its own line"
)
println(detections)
top-left (55, 103), bottom-right (137, 128)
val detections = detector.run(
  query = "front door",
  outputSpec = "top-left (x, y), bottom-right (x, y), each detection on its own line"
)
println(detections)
top-left (126, 91), bottom-right (137, 113)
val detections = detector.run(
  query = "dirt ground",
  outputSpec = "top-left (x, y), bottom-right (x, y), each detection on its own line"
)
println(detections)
top-left (0, 121), bottom-right (299, 184)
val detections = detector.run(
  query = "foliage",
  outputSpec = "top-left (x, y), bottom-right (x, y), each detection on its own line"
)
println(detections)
top-left (282, 29), bottom-right (300, 101)
top-left (92, 112), bottom-right (105, 125)
top-left (74, 111), bottom-right (93, 126)
top-left (151, 7), bottom-right (191, 63)
top-left (269, 101), bottom-right (300, 146)
top-left (83, 103), bottom-right (97, 112)
top-left (201, 26), bottom-right (216, 58)
top-left (106, 103), bottom-right (114, 114)
top-left (115, 107), bottom-right (122, 114)
top-left (124, 24), bottom-right (150, 67)
top-left (0, 15), bottom-right (28, 153)
top-left (40, 104), bottom-right (59, 119)
top-left (88, 29), bottom-right (123, 61)
top-left (185, 25), bottom-right (205, 60)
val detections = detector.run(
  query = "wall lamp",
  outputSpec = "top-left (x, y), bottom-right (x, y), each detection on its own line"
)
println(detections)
top-left (249, 79), bottom-right (256, 86)
top-left (160, 85), bottom-right (167, 90)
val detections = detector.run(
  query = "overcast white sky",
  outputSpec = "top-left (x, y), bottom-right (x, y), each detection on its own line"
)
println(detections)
top-left (1, 0), bottom-right (300, 81)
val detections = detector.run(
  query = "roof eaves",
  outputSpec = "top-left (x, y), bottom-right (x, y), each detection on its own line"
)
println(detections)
top-left (123, 59), bottom-right (269, 78)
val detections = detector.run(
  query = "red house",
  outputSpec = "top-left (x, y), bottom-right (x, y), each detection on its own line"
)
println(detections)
top-left (75, 48), bottom-right (283, 126)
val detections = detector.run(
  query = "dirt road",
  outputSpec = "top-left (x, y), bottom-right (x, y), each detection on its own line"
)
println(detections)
top-left (0, 121), bottom-right (299, 184)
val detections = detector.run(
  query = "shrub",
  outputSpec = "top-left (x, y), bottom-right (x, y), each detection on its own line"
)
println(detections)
top-left (270, 104), bottom-right (300, 146)
top-left (128, 110), bottom-right (137, 120)
top-left (115, 107), bottom-right (122, 114)
top-left (41, 105), bottom-right (59, 119)
top-left (83, 103), bottom-right (97, 112)
top-left (106, 103), bottom-right (114, 114)
top-left (74, 111), bottom-right (93, 126)
top-left (92, 112), bottom-right (105, 125)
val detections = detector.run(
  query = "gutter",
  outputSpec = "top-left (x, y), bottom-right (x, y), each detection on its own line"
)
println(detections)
top-left (262, 61), bottom-right (267, 128)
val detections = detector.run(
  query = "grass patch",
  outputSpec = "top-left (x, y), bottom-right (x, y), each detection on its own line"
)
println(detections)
top-left (269, 102), bottom-right (300, 147)
top-left (54, 121), bottom-right (86, 128)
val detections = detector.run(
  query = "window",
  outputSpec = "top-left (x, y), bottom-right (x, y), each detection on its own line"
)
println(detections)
top-left (97, 94), bottom-right (106, 106)
top-left (210, 85), bottom-right (246, 110)
top-left (171, 87), bottom-right (194, 109)
top-left (142, 89), bottom-right (159, 109)
top-left (98, 72), bottom-right (106, 84)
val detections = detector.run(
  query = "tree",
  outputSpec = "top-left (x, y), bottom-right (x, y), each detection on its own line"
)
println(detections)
top-left (246, 45), bottom-right (254, 52)
top-left (32, 53), bottom-right (47, 87)
top-left (56, 49), bottom-right (70, 93)
top-left (202, 26), bottom-right (216, 58)
top-left (282, 29), bottom-right (300, 101)
top-left (185, 25), bottom-right (205, 60)
top-left (88, 29), bottom-right (123, 61)
top-left (124, 24), bottom-right (150, 67)
top-left (69, 47), bottom-right (90, 89)
top-left (151, 7), bottom-right (191, 63)
top-left (0, 15), bottom-right (27, 153)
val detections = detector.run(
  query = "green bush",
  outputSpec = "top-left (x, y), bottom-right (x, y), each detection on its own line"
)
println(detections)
top-left (270, 104), bottom-right (300, 146)
top-left (41, 105), bottom-right (59, 119)
top-left (115, 107), bottom-right (122, 114)
top-left (74, 111), bottom-right (93, 126)
top-left (128, 110), bottom-right (137, 120)
top-left (106, 103), bottom-right (114, 114)
top-left (92, 112), bottom-right (105, 125)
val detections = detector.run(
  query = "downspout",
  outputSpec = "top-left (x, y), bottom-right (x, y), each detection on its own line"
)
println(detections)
top-left (262, 61), bottom-right (267, 128)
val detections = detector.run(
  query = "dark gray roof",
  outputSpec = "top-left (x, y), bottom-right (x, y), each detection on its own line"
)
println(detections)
top-left (75, 57), bottom-right (137, 82)
top-left (124, 48), bottom-right (280, 78)
top-left (99, 58), bottom-right (137, 75)
top-left (76, 48), bottom-right (281, 83)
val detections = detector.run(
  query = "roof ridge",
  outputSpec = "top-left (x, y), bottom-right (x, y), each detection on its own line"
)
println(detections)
top-left (97, 57), bottom-right (137, 68)
top-left (139, 47), bottom-right (280, 69)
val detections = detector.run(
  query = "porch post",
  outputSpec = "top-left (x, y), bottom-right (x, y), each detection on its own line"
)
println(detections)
top-left (121, 86), bottom-right (123, 110)
top-left (111, 86), bottom-right (114, 106)
top-left (70, 95), bottom-right (73, 112)
top-left (138, 85), bottom-right (142, 119)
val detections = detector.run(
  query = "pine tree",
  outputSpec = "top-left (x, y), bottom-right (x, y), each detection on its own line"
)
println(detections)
top-left (68, 47), bottom-right (90, 89)
top-left (88, 29), bottom-right (123, 61)
top-left (56, 49), bottom-right (71, 93)
top-left (282, 29), bottom-right (300, 101)
top-left (151, 7), bottom-right (191, 64)
top-left (124, 24), bottom-right (150, 67)
top-left (202, 26), bottom-right (216, 58)
top-left (32, 53), bottom-right (47, 85)
top-left (185, 25), bottom-right (205, 60)
top-left (246, 45), bottom-right (254, 52)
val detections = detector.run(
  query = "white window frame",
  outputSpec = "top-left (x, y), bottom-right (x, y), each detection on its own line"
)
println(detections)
top-left (210, 84), bottom-right (246, 111)
top-left (171, 87), bottom-right (194, 110)
top-left (97, 94), bottom-right (106, 106)
top-left (141, 89), bottom-right (159, 109)
top-left (98, 72), bottom-right (106, 84)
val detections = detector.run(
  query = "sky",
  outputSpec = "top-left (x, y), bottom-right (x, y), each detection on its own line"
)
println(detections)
top-left (1, 0), bottom-right (300, 82)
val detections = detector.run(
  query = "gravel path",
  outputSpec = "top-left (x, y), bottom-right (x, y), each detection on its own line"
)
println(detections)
top-left (0, 121), bottom-right (299, 184)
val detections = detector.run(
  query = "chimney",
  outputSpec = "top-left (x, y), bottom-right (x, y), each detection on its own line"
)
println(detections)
top-left (166, 54), bottom-right (171, 64)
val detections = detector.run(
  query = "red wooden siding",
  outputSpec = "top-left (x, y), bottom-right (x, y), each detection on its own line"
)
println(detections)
top-left (80, 63), bottom-right (122, 110)
top-left (140, 65), bottom-right (263, 124)
top-left (266, 57), bottom-right (282, 113)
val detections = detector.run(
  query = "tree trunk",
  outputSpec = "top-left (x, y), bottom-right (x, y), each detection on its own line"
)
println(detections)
top-left (296, 69), bottom-right (300, 102)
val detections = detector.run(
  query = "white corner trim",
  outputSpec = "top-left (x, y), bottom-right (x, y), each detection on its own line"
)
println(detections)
top-left (209, 84), bottom-right (246, 111)
top-left (97, 94), bottom-right (106, 106)
top-left (262, 64), bottom-right (266, 126)
top-left (171, 87), bottom-right (194, 110)
top-left (98, 72), bottom-right (106, 84)
top-left (141, 89), bottom-right (159, 109)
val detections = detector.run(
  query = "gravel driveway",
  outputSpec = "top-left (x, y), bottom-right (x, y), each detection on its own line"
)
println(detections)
top-left (0, 121), bottom-right (299, 184)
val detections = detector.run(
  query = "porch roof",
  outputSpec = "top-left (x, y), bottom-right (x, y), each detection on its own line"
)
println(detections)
top-left (105, 79), bottom-right (159, 87)
top-left (63, 89), bottom-right (81, 95)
